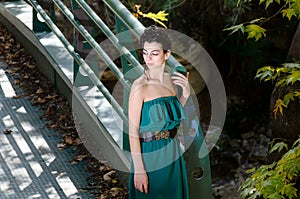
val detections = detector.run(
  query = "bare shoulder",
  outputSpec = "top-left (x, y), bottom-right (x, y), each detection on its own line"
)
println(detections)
top-left (130, 75), bottom-right (148, 98)
top-left (131, 75), bottom-right (147, 89)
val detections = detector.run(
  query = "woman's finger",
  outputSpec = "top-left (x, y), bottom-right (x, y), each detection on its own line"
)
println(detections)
top-left (144, 183), bottom-right (148, 194)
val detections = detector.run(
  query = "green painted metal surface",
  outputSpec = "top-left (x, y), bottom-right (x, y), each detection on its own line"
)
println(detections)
top-left (71, 0), bottom-right (95, 83)
top-left (115, 16), bottom-right (141, 151)
top-left (32, 0), bottom-right (55, 32)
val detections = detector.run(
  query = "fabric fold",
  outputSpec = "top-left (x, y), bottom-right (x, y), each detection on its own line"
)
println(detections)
top-left (139, 96), bottom-right (186, 133)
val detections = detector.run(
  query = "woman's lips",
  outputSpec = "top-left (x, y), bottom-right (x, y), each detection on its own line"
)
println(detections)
top-left (146, 63), bottom-right (153, 66)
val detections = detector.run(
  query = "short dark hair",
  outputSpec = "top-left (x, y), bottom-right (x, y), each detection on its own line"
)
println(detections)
top-left (140, 25), bottom-right (171, 52)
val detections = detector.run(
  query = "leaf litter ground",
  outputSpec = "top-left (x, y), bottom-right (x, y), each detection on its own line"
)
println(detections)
top-left (0, 24), bottom-right (128, 199)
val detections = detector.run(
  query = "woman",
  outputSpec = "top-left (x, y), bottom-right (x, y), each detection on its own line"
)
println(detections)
top-left (128, 25), bottom-right (190, 199)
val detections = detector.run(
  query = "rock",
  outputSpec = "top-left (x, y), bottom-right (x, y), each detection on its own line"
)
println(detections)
top-left (241, 131), bottom-right (255, 139)
top-left (213, 180), bottom-right (240, 199)
top-left (229, 138), bottom-right (241, 148)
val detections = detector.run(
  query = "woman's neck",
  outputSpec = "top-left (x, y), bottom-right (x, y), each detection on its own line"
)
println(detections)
top-left (146, 66), bottom-right (165, 83)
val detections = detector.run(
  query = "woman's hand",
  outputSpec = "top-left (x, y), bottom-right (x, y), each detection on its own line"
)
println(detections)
top-left (171, 71), bottom-right (190, 106)
top-left (134, 171), bottom-right (148, 194)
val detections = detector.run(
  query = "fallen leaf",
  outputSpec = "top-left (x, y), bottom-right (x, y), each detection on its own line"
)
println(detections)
top-left (100, 194), bottom-right (109, 199)
top-left (13, 79), bottom-right (20, 85)
top-left (45, 94), bottom-right (58, 99)
top-left (36, 88), bottom-right (43, 94)
top-left (73, 154), bottom-right (87, 162)
top-left (103, 170), bottom-right (116, 181)
top-left (46, 104), bottom-right (55, 115)
top-left (3, 129), bottom-right (12, 134)
top-left (58, 115), bottom-right (66, 121)
top-left (50, 124), bottom-right (57, 128)
top-left (34, 97), bottom-right (47, 104)
top-left (57, 142), bottom-right (67, 150)
top-left (64, 135), bottom-right (74, 145)
top-left (26, 64), bottom-right (36, 69)
top-left (109, 187), bottom-right (122, 197)
top-left (73, 137), bottom-right (81, 146)
top-left (23, 74), bottom-right (30, 79)
top-left (70, 160), bottom-right (79, 165)
top-left (13, 95), bottom-right (22, 99)
top-left (12, 66), bottom-right (22, 72)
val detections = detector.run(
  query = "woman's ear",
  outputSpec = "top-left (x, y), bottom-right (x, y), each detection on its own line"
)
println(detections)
top-left (165, 50), bottom-right (171, 60)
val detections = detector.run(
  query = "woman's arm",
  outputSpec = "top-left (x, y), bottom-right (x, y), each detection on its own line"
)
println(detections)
top-left (128, 82), bottom-right (148, 193)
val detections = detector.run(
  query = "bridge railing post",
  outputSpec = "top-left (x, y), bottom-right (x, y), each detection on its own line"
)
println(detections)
top-left (71, 0), bottom-right (98, 86)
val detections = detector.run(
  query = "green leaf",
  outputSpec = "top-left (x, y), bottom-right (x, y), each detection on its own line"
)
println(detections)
top-left (276, 78), bottom-right (287, 87)
top-left (286, 161), bottom-right (300, 180)
top-left (259, 0), bottom-right (265, 5)
top-left (258, 70), bottom-right (273, 81)
top-left (267, 192), bottom-right (283, 199)
top-left (246, 167), bottom-right (257, 173)
top-left (256, 66), bottom-right (274, 73)
top-left (280, 149), bottom-right (297, 162)
top-left (245, 24), bottom-right (267, 41)
top-left (276, 67), bottom-right (293, 75)
top-left (283, 92), bottom-right (295, 106)
top-left (292, 136), bottom-right (300, 148)
top-left (294, 91), bottom-right (300, 96)
top-left (223, 24), bottom-right (245, 34)
top-left (280, 183), bottom-right (298, 199)
top-left (282, 8), bottom-right (297, 20)
top-left (282, 63), bottom-right (300, 69)
top-left (255, 66), bottom-right (275, 81)
top-left (265, 0), bottom-right (274, 9)
top-left (269, 142), bottom-right (288, 154)
top-left (286, 70), bottom-right (300, 84)
top-left (258, 0), bottom-right (279, 9)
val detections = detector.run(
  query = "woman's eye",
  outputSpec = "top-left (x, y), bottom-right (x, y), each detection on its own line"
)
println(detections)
top-left (151, 53), bottom-right (159, 56)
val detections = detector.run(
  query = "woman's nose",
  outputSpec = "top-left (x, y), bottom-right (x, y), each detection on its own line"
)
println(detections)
top-left (144, 54), bottom-right (152, 60)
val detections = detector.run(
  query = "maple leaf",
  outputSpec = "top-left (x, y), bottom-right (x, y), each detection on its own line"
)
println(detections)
top-left (143, 10), bottom-right (169, 28)
top-left (286, 70), bottom-right (300, 85)
top-left (283, 92), bottom-right (295, 106)
top-left (294, 91), bottom-right (300, 97)
top-left (273, 99), bottom-right (287, 119)
top-left (282, 8), bottom-right (298, 20)
top-left (245, 24), bottom-right (266, 41)
top-left (134, 5), bottom-right (169, 28)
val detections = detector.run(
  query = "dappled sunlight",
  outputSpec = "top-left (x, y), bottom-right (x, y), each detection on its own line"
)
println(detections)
top-left (55, 172), bottom-right (79, 197)
top-left (0, 68), bottom-right (16, 97)
top-left (0, 62), bottom-right (89, 198)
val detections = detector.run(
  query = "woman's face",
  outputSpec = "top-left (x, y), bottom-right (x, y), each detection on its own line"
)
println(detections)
top-left (142, 42), bottom-right (170, 69)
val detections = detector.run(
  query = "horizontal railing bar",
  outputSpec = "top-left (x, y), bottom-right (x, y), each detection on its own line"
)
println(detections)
top-left (103, 0), bottom-right (144, 40)
top-left (74, 0), bottom-right (144, 74)
top-left (52, 0), bottom-right (131, 92)
top-left (103, 0), bottom-right (182, 69)
top-left (28, 0), bottom-right (129, 126)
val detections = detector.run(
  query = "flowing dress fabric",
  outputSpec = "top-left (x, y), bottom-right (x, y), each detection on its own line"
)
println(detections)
top-left (129, 96), bottom-right (189, 199)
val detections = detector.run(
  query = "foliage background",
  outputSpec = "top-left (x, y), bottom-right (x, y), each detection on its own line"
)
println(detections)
top-left (120, 0), bottom-right (298, 136)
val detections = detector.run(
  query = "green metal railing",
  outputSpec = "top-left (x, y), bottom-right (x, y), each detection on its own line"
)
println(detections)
top-left (28, 0), bottom-right (213, 197)
top-left (103, 0), bottom-right (182, 68)
top-left (74, 0), bottom-right (143, 74)
top-left (29, 0), bottom-right (128, 124)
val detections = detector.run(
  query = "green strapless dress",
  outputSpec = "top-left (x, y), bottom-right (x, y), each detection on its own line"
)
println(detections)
top-left (129, 96), bottom-right (189, 199)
